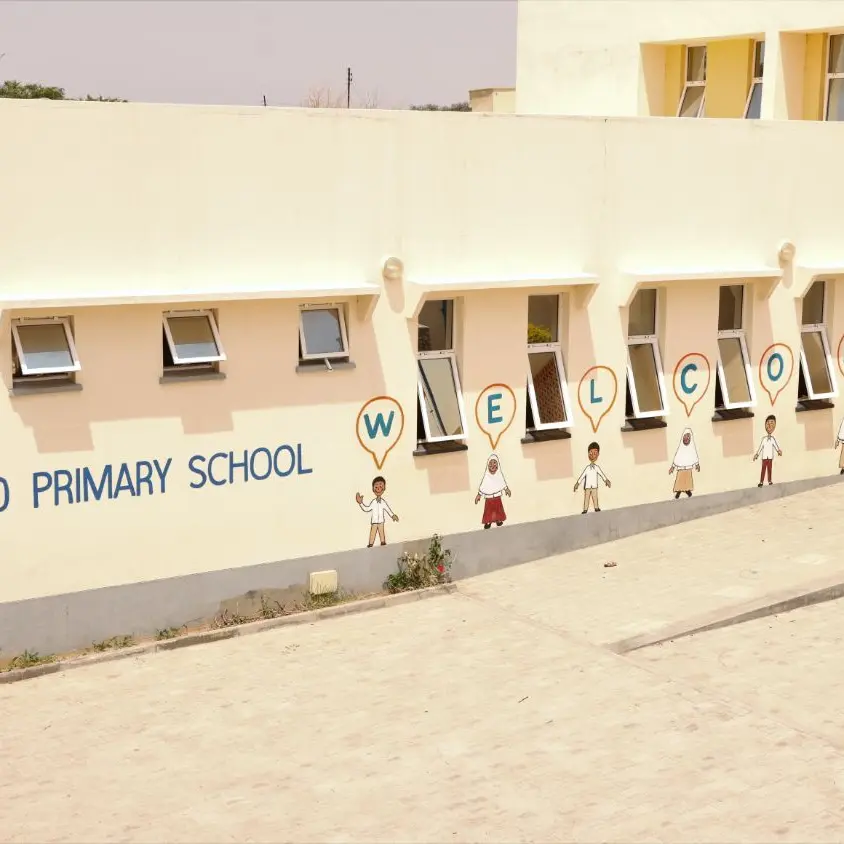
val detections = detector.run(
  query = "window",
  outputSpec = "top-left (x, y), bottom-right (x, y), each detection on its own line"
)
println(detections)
top-left (526, 295), bottom-right (572, 432)
top-left (826, 34), bottom-right (844, 121)
top-left (625, 289), bottom-right (668, 419)
top-left (678, 45), bottom-right (706, 118)
top-left (416, 299), bottom-right (468, 444)
top-left (744, 41), bottom-right (764, 119)
top-left (298, 304), bottom-right (349, 363)
top-left (162, 310), bottom-right (225, 374)
top-left (12, 317), bottom-right (81, 384)
top-left (798, 281), bottom-right (837, 401)
top-left (715, 285), bottom-right (756, 410)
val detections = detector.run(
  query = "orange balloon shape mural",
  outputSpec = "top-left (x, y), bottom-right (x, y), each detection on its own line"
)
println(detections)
top-left (577, 366), bottom-right (618, 433)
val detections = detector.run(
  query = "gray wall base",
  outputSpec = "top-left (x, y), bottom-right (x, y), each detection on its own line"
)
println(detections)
top-left (1, 474), bottom-right (839, 656)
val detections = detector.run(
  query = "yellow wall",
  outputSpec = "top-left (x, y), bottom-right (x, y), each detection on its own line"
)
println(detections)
top-left (706, 39), bottom-right (754, 118)
top-left (3, 100), bottom-right (844, 604)
top-left (662, 45), bottom-right (685, 116)
top-left (802, 32), bottom-right (827, 120)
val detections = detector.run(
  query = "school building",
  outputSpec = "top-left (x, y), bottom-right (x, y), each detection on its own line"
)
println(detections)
top-left (3, 0), bottom-right (844, 654)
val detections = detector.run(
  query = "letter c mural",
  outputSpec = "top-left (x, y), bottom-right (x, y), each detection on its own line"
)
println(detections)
top-left (672, 353), bottom-right (711, 417)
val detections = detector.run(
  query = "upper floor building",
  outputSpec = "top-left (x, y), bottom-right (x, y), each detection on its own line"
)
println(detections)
top-left (516, 0), bottom-right (844, 120)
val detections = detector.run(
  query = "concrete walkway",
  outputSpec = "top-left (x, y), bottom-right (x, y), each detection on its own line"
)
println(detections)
top-left (3, 484), bottom-right (844, 843)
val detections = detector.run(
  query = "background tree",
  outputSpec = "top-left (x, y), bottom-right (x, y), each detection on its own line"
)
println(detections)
top-left (409, 102), bottom-right (471, 112)
top-left (0, 80), bottom-right (126, 102)
top-left (300, 86), bottom-right (379, 109)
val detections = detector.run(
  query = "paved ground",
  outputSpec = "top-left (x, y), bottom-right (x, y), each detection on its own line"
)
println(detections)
top-left (3, 485), bottom-right (844, 843)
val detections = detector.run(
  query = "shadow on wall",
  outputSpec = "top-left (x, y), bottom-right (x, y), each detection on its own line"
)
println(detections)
top-left (415, 448), bottom-right (471, 495)
top-left (712, 416), bottom-right (755, 458)
top-left (797, 406), bottom-right (835, 452)
top-left (7, 304), bottom-right (391, 454)
top-left (522, 437), bottom-right (573, 480)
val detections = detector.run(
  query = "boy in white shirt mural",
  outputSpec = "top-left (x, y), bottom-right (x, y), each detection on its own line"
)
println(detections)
top-left (574, 441), bottom-right (612, 514)
top-left (753, 414), bottom-right (783, 487)
top-left (355, 475), bottom-right (399, 547)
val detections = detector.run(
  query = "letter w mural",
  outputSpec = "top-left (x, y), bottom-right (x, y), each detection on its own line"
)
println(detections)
top-left (364, 410), bottom-right (395, 439)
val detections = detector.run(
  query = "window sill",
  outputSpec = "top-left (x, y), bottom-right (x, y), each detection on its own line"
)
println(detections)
top-left (160, 370), bottom-right (226, 384)
top-left (621, 418), bottom-right (667, 433)
top-left (296, 360), bottom-right (356, 373)
top-left (796, 399), bottom-right (835, 413)
top-left (413, 441), bottom-right (468, 457)
top-left (521, 428), bottom-right (572, 444)
top-left (10, 381), bottom-right (82, 397)
top-left (712, 408), bottom-right (755, 423)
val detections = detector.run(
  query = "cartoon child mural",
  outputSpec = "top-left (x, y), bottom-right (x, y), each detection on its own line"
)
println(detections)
top-left (355, 476), bottom-right (399, 547)
top-left (574, 441), bottom-right (611, 514)
top-left (669, 427), bottom-right (700, 499)
top-left (474, 453), bottom-right (511, 529)
top-left (835, 418), bottom-right (844, 475)
top-left (753, 414), bottom-right (783, 487)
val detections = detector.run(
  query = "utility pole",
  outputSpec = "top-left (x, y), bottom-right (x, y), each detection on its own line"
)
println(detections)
top-left (262, 94), bottom-right (267, 107)
top-left (346, 67), bottom-right (352, 108)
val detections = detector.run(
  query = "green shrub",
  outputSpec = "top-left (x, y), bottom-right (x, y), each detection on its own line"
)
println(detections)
top-left (385, 534), bottom-right (453, 593)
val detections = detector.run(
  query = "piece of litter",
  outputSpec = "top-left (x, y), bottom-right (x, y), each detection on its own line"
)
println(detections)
top-left (604, 561), bottom-right (617, 568)
top-left (518, 696), bottom-right (529, 703)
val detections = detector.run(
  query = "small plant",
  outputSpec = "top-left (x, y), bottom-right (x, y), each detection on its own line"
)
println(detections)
top-left (88, 635), bottom-right (134, 652)
top-left (7, 650), bottom-right (56, 671)
top-left (156, 626), bottom-right (186, 640)
top-left (301, 590), bottom-right (345, 611)
top-left (385, 534), bottom-right (453, 593)
top-left (527, 323), bottom-right (553, 344)
top-left (212, 607), bottom-right (250, 629)
top-left (258, 595), bottom-right (289, 619)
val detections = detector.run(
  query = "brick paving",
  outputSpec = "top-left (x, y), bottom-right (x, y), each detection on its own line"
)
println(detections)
top-left (2, 485), bottom-right (844, 843)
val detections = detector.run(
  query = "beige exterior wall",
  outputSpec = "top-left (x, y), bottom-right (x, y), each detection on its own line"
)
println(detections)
top-left (2, 99), bottom-right (844, 605)
top-left (470, 88), bottom-right (517, 113)
top-left (516, 0), bottom-right (844, 118)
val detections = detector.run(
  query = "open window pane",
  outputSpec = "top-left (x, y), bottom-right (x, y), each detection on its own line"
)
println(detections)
top-left (528, 351), bottom-right (568, 427)
top-left (628, 288), bottom-right (657, 336)
top-left (300, 308), bottom-right (347, 357)
top-left (802, 281), bottom-right (826, 325)
top-left (827, 77), bottom-right (844, 121)
top-left (744, 82), bottom-right (762, 119)
top-left (687, 46), bottom-right (707, 82)
top-left (801, 330), bottom-right (835, 398)
top-left (164, 313), bottom-right (224, 363)
top-left (418, 356), bottom-right (465, 440)
top-left (527, 295), bottom-right (559, 344)
top-left (678, 85), bottom-right (704, 117)
top-left (418, 300), bottom-right (454, 352)
top-left (718, 285), bottom-right (744, 331)
top-left (14, 322), bottom-right (77, 374)
top-left (717, 336), bottom-right (752, 405)
top-left (829, 34), bottom-right (844, 74)
top-left (753, 41), bottom-right (765, 79)
top-left (628, 342), bottom-right (664, 415)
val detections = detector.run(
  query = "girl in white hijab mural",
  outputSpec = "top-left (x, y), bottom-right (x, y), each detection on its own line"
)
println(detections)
top-left (474, 453), bottom-right (511, 529)
top-left (835, 418), bottom-right (844, 474)
top-left (669, 427), bottom-right (701, 499)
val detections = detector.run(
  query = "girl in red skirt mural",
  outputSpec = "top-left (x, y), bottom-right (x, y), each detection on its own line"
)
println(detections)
top-left (474, 453), bottom-right (511, 529)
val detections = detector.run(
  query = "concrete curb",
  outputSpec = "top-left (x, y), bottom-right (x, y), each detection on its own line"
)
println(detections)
top-left (607, 571), bottom-right (844, 654)
top-left (0, 583), bottom-right (458, 686)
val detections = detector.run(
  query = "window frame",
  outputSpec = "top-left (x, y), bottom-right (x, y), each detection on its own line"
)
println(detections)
top-left (743, 40), bottom-right (764, 119)
top-left (799, 281), bottom-right (838, 400)
top-left (162, 309), bottom-right (226, 366)
top-left (416, 348), bottom-right (469, 444)
top-left (825, 33), bottom-right (844, 122)
top-left (626, 290), bottom-right (669, 420)
top-left (526, 295), bottom-right (573, 432)
top-left (677, 44), bottom-right (707, 118)
top-left (716, 329), bottom-right (757, 410)
top-left (298, 303), bottom-right (350, 362)
top-left (11, 316), bottom-right (81, 377)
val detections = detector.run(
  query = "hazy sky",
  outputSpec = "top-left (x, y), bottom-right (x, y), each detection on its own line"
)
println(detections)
top-left (0, 0), bottom-right (517, 108)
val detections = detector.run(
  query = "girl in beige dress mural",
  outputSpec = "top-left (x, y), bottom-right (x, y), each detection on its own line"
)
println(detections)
top-left (669, 427), bottom-right (700, 498)
top-left (835, 418), bottom-right (844, 474)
